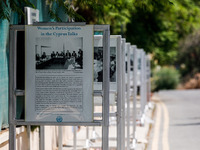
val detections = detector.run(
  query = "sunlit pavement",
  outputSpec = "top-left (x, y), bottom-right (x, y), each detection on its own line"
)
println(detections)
top-left (61, 100), bottom-right (155, 150)
top-left (147, 89), bottom-right (200, 150)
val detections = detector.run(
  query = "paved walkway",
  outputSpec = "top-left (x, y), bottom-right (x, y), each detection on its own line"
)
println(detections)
top-left (147, 89), bottom-right (200, 150)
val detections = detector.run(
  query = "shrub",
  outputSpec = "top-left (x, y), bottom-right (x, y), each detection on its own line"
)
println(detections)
top-left (152, 66), bottom-right (180, 92)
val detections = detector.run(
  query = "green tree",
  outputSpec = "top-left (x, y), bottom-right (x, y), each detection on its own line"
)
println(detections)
top-left (74, 0), bottom-right (132, 34)
top-left (177, 31), bottom-right (200, 77)
top-left (126, 0), bottom-right (200, 66)
top-left (74, 0), bottom-right (174, 35)
top-left (0, 0), bottom-right (35, 21)
top-left (2, 0), bottom-right (200, 69)
top-left (0, 0), bottom-right (83, 22)
top-left (0, 0), bottom-right (173, 35)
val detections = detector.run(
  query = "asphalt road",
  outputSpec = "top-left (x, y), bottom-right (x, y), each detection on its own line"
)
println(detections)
top-left (147, 89), bottom-right (200, 150)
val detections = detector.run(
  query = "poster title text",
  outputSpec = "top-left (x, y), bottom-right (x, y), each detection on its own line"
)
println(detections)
top-left (37, 26), bottom-right (81, 37)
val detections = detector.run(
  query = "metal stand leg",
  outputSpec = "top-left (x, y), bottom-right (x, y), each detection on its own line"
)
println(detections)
top-left (73, 126), bottom-right (77, 150)
top-left (131, 46), bottom-right (138, 150)
top-left (91, 126), bottom-right (96, 142)
top-left (58, 126), bottom-right (63, 150)
top-left (102, 27), bottom-right (110, 150)
top-left (27, 125), bottom-right (31, 150)
top-left (9, 124), bottom-right (16, 150)
top-left (117, 38), bottom-right (123, 150)
top-left (40, 126), bottom-right (45, 150)
top-left (85, 127), bottom-right (90, 149)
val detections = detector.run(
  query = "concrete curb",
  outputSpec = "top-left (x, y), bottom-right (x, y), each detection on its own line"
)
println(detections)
top-left (135, 101), bottom-right (155, 150)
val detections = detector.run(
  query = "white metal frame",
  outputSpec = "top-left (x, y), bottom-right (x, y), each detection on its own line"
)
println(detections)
top-left (125, 43), bottom-right (131, 150)
top-left (9, 23), bottom-right (110, 150)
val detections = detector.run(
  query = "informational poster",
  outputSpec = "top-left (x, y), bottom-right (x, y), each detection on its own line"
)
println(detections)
top-left (93, 35), bottom-right (120, 105)
top-left (137, 49), bottom-right (142, 86)
top-left (125, 43), bottom-right (130, 86)
top-left (25, 25), bottom-right (94, 122)
top-left (24, 7), bottom-right (39, 25)
top-left (129, 45), bottom-right (135, 88)
top-left (94, 35), bottom-right (119, 91)
top-left (146, 55), bottom-right (151, 79)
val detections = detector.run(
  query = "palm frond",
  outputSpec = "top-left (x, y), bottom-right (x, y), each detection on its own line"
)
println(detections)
top-left (0, 1), bottom-right (10, 21)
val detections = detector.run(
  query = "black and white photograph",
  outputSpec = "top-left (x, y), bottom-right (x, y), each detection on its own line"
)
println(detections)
top-left (138, 57), bottom-right (141, 70)
top-left (35, 37), bottom-right (83, 70)
top-left (130, 53), bottom-right (134, 71)
top-left (94, 47), bottom-right (103, 82)
top-left (93, 47), bottom-right (116, 82)
top-left (110, 47), bottom-right (116, 82)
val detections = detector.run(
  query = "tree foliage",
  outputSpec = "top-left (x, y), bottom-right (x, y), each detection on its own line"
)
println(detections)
top-left (126, 0), bottom-right (200, 66)
top-left (1, 0), bottom-right (200, 69)
top-left (46, 0), bottom-right (85, 22)
top-left (0, 0), bottom-right (84, 22)
top-left (177, 31), bottom-right (200, 77)
top-left (0, 0), bottom-right (173, 34)
top-left (74, 0), bottom-right (133, 34)
top-left (74, 0), bottom-right (175, 34)
top-left (0, 0), bottom-right (35, 21)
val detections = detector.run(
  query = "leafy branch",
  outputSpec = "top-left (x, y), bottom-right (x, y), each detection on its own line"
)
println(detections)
top-left (0, 0), bottom-right (86, 22)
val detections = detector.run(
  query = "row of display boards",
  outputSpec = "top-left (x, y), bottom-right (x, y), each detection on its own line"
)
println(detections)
top-left (9, 23), bottom-right (151, 150)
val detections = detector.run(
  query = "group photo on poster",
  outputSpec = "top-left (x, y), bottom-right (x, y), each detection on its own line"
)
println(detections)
top-left (35, 37), bottom-right (83, 70)
top-left (93, 47), bottom-right (116, 82)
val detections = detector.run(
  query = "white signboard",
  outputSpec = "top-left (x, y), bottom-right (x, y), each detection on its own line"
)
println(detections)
top-left (94, 35), bottom-right (120, 91)
top-left (125, 43), bottom-right (130, 84)
top-left (93, 35), bottom-right (121, 105)
top-left (137, 49), bottom-right (143, 86)
top-left (25, 25), bottom-right (94, 122)
top-left (129, 45), bottom-right (136, 87)
top-left (24, 7), bottom-right (39, 25)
